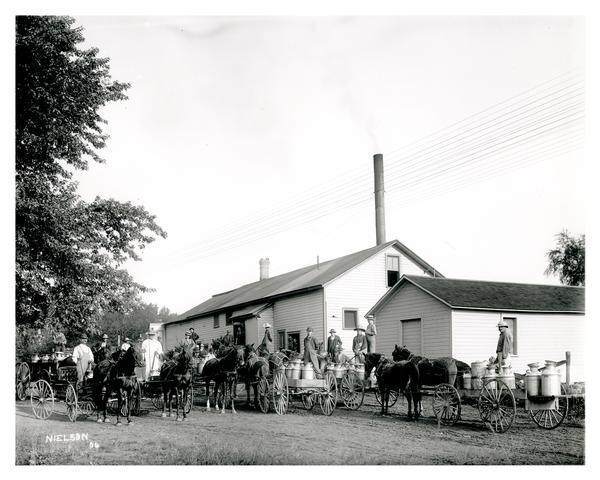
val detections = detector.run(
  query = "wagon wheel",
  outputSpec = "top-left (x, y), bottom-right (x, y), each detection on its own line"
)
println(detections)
top-left (131, 381), bottom-right (142, 416)
top-left (80, 401), bottom-right (96, 417)
top-left (40, 369), bottom-right (52, 384)
top-left (375, 387), bottom-right (398, 407)
top-left (432, 383), bottom-right (461, 426)
top-left (339, 370), bottom-right (364, 410)
top-left (65, 383), bottom-right (78, 422)
top-left (271, 371), bottom-right (288, 415)
top-left (318, 371), bottom-right (337, 416)
top-left (16, 362), bottom-right (31, 400)
top-left (257, 377), bottom-right (270, 413)
top-left (301, 392), bottom-right (316, 410)
top-left (478, 379), bottom-right (516, 433)
top-left (152, 394), bottom-right (164, 410)
top-left (529, 385), bottom-right (569, 430)
top-left (30, 380), bottom-right (54, 420)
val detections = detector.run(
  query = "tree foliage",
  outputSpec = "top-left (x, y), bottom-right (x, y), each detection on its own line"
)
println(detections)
top-left (16, 16), bottom-right (167, 335)
top-left (545, 230), bottom-right (585, 286)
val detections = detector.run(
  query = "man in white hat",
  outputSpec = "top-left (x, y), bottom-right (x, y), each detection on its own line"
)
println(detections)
top-left (260, 323), bottom-right (273, 353)
top-left (352, 325), bottom-right (368, 363)
top-left (327, 328), bottom-right (342, 360)
top-left (141, 330), bottom-right (163, 380)
top-left (72, 334), bottom-right (94, 382)
top-left (495, 319), bottom-right (513, 371)
top-left (365, 317), bottom-right (377, 353)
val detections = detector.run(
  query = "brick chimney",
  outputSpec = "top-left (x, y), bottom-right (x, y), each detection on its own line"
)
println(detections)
top-left (259, 257), bottom-right (270, 280)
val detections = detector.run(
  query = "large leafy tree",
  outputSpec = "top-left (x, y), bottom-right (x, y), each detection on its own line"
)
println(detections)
top-left (545, 230), bottom-right (585, 286)
top-left (16, 16), bottom-right (166, 336)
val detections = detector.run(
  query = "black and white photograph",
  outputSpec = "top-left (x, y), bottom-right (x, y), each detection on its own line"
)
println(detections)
top-left (5, 0), bottom-right (598, 472)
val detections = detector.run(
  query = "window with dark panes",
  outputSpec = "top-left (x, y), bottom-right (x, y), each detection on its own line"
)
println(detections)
top-left (386, 255), bottom-right (400, 287)
top-left (213, 314), bottom-right (219, 328)
top-left (277, 330), bottom-right (286, 350)
top-left (343, 309), bottom-right (358, 330)
top-left (225, 311), bottom-right (233, 326)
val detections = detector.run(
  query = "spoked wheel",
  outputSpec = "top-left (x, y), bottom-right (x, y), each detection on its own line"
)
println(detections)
top-left (340, 370), bottom-right (364, 410)
top-left (478, 379), bottom-right (516, 433)
top-left (30, 380), bottom-right (54, 420)
top-left (271, 371), bottom-right (289, 415)
top-left (318, 371), bottom-right (337, 416)
top-left (302, 392), bottom-right (316, 410)
top-left (257, 377), bottom-right (270, 413)
top-left (65, 383), bottom-right (78, 422)
top-left (375, 387), bottom-right (398, 407)
top-left (432, 383), bottom-right (461, 426)
top-left (152, 394), bottom-right (164, 410)
top-left (80, 401), bottom-right (96, 417)
top-left (529, 385), bottom-right (569, 430)
top-left (16, 362), bottom-right (31, 400)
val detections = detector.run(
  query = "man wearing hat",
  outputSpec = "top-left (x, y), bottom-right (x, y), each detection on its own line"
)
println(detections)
top-left (366, 317), bottom-right (377, 353)
top-left (495, 319), bottom-right (513, 372)
top-left (93, 334), bottom-right (111, 363)
top-left (260, 323), bottom-right (273, 354)
top-left (327, 328), bottom-right (342, 360)
top-left (182, 331), bottom-right (195, 348)
top-left (121, 337), bottom-right (132, 352)
top-left (141, 330), bottom-right (163, 380)
top-left (222, 329), bottom-right (234, 347)
top-left (352, 325), bottom-right (368, 363)
top-left (303, 327), bottom-right (322, 376)
top-left (189, 328), bottom-right (199, 344)
top-left (72, 334), bottom-right (94, 382)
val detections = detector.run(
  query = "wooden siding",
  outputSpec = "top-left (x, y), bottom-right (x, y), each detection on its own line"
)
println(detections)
top-left (374, 282), bottom-right (452, 357)
top-left (452, 310), bottom-right (585, 381)
top-left (273, 290), bottom-right (324, 350)
top-left (164, 312), bottom-right (229, 350)
top-left (401, 319), bottom-right (422, 355)
top-left (325, 245), bottom-right (435, 356)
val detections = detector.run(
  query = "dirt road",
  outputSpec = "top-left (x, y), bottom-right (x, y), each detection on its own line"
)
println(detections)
top-left (15, 393), bottom-right (584, 465)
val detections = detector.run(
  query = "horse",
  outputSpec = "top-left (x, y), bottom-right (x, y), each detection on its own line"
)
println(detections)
top-left (391, 345), bottom-right (459, 415)
top-left (364, 352), bottom-right (421, 420)
top-left (160, 345), bottom-right (193, 421)
top-left (201, 345), bottom-right (244, 413)
top-left (93, 345), bottom-right (144, 425)
top-left (241, 344), bottom-right (270, 409)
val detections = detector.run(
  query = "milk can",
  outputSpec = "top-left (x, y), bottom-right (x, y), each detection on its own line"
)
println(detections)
top-left (285, 363), bottom-right (293, 379)
top-left (498, 365), bottom-right (515, 389)
top-left (470, 361), bottom-right (486, 379)
top-left (525, 362), bottom-right (541, 396)
top-left (291, 362), bottom-right (301, 380)
top-left (302, 362), bottom-right (315, 380)
top-left (484, 366), bottom-right (497, 389)
top-left (355, 364), bottom-right (365, 381)
top-left (541, 360), bottom-right (561, 396)
top-left (463, 372), bottom-right (472, 389)
top-left (334, 364), bottom-right (345, 379)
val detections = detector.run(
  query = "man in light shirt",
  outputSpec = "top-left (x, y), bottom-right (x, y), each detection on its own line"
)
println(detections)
top-left (141, 330), bottom-right (163, 380)
top-left (72, 334), bottom-right (94, 382)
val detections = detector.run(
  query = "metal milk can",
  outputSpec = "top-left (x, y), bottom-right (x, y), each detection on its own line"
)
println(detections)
top-left (470, 361), bottom-right (486, 378)
top-left (525, 362), bottom-right (541, 396)
top-left (355, 364), bottom-right (365, 381)
top-left (463, 372), bottom-right (472, 389)
top-left (499, 365), bottom-right (515, 389)
top-left (291, 361), bottom-right (301, 380)
top-left (484, 365), bottom-right (497, 389)
top-left (541, 360), bottom-right (561, 396)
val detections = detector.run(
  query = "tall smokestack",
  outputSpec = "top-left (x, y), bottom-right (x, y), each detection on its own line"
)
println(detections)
top-left (259, 257), bottom-right (270, 280)
top-left (373, 153), bottom-right (386, 245)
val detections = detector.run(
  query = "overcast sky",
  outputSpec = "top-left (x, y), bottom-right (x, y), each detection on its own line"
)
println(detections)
top-left (73, 16), bottom-right (584, 314)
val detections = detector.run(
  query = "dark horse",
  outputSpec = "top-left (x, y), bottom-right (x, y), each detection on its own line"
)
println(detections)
top-left (242, 344), bottom-right (270, 409)
top-left (364, 352), bottom-right (421, 420)
top-left (160, 345), bottom-right (193, 421)
top-left (392, 345), bottom-right (461, 415)
top-left (202, 345), bottom-right (244, 413)
top-left (93, 345), bottom-right (144, 425)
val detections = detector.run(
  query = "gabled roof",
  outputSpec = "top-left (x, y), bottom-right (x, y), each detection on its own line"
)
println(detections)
top-left (367, 275), bottom-right (585, 316)
top-left (168, 240), bottom-right (442, 325)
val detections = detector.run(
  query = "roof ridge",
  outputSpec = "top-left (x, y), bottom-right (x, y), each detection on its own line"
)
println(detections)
top-left (406, 275), bottom-right (584, 289)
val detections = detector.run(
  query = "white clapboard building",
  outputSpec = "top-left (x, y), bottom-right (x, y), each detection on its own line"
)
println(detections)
top-left (163, 240), bottom-right (440, 356)
top-left (366, 275), bottom-right (585, 380)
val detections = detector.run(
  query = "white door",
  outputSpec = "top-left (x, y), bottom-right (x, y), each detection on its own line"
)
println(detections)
top-left (401, 319), bottom-right (422, 355)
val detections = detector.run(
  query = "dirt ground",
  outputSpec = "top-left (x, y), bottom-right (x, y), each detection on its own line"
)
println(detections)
top-left (15, 390), bottom-right (585, 465)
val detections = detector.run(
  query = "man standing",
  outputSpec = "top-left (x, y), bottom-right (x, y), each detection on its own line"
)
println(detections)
top-left (327, 328), bottom-right (342, 360)
top-left (72, 334), bottom-right (94, 382)
top-left (495, 319), bottom-right (513, 371)
top-left (303, 327), bottom-right (321, 376)
top-left (352, 326), bottom-right (368, 363)
top-left (260, 323), bottom-right (273, 353)
top-left (189, 328), bottom-right (199, 344)
top-left (365, 317), bottom-right (377, 353)
top-left (93, 334), bottom-right (110, 363)
top-left (182, 331), bottom-right (195, 348)
top-left (141, 330), bottom-right (163, 380)
top-left (222, 329), bottom-right (234, 346)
